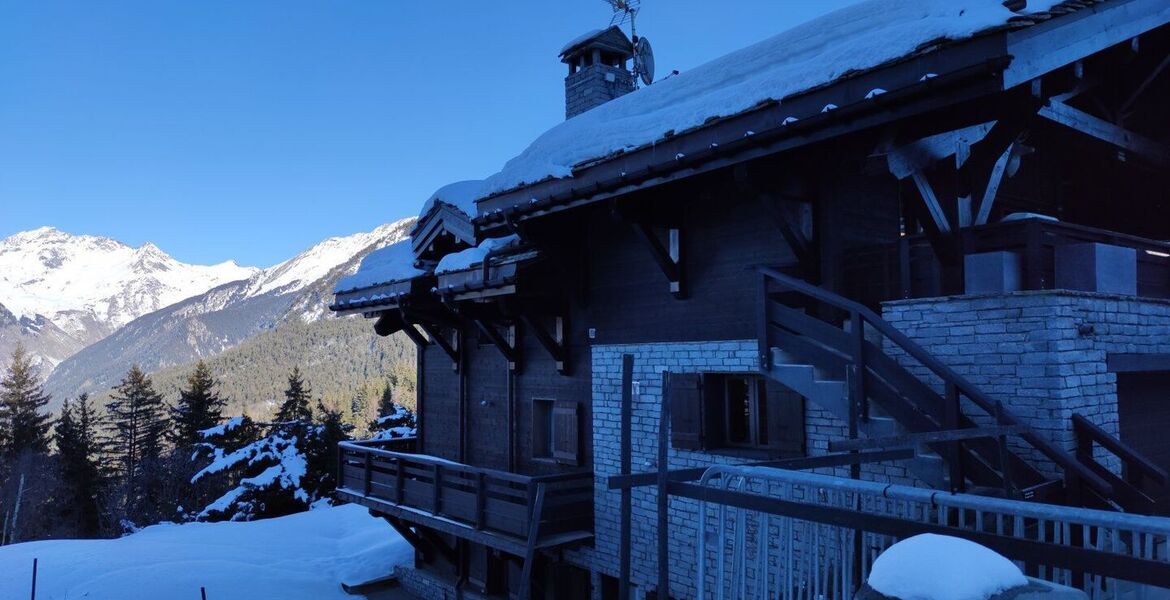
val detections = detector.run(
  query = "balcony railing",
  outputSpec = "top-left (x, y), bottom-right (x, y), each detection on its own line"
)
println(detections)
top-left (842, 218), bottom-right (1170, 306)
top-left (336, 438), bottom-right (593, 552)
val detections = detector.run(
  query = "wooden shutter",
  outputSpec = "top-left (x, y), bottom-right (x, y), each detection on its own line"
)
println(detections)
top-left (666, 372), bottom-right (704, 450)
top-left (767, 387), bottom-right (806, 457)
top-left (552, 401), bottom-right (580, 465)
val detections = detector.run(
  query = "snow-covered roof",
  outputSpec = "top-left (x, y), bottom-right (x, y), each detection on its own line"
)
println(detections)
top-left (867, 534), bottom-right (1028, 600)
top-left (559, 26), bottom-right (633, 59)
top-left (333, 240), bottom-right (425, 294)
top-left (478, 0), bottom-right (1065, 201)
top-left (435, 235), bottom-right (520, 275)
top-left (417, 180), bottom-right (487, 221)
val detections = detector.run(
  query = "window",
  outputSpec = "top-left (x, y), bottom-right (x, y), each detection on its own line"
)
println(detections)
top-left (532, 398), bottom-right (580, 464)
top-left (666, 372), bottom-right (803, 455)
top-left (721, 375), bottom-right (768, 448)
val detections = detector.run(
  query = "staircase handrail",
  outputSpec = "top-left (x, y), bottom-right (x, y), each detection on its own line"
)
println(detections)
top-left (1073, 413), bottom-right (1169, 486)
top-left (757, 266), bottom-right (1113, 498)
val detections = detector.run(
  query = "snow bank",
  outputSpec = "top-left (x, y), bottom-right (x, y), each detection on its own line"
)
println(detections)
top-left (417, 179), bottom-right (486, 220)
top-left (480, 0), bottom-right (1062, 198)
top-left (868, 534), bottom-right (1027, 600)
top-left (334, 239), bottom-right (424, 294)
top-left (435, 235), bottom-right (520, 275)
top-left (0, 504), bottom-right (411, 600)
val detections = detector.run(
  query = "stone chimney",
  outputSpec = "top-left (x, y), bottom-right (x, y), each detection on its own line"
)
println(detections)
top-left (560, 26), bottom-right (636, 120)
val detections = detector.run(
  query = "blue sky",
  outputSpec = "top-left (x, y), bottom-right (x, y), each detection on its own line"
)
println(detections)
top-left (0, 1), bottom-right (858, 267)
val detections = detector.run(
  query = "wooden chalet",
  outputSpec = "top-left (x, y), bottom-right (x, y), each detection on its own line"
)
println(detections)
top-left (332, 1), bottom-right (1170, 598)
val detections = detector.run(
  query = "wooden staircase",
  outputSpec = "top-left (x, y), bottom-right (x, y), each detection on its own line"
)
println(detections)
top-left (756, 266), bottom-right (1167, 512)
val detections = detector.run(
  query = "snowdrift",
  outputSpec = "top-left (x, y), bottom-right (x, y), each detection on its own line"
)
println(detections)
top-left (0, 504), bottom-right (409, 600)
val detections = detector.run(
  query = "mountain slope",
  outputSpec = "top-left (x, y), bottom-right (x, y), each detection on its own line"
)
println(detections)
top-left (43, 218), bottom-right (415, 406)
top-left (0, 227), bottom-right (257, 371)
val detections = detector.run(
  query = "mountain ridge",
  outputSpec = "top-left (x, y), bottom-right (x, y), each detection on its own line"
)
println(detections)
top-left (41, 217), bottom-right (416, 406)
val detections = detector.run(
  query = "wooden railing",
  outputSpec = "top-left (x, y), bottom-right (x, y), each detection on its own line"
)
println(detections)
top-left (1073, 414), bottom-right (1169, 513)
top-left (757, 267), bottom-right (1118, 506)
top-left (337, 439), bottom-right (593, 542)
top-left (842, 218), bottom-right (1170, 306)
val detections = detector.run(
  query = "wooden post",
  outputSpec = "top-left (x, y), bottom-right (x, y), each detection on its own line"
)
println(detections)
top-left (432, 465), bottom-right (443, 516)
top-left (200, 587), bottom-right (207, 600)
top-left (395, 457), bottom-right (405, 504)
top-left (945, 382), bottom-right (964, 494)
top-left (619, 354), bottom-right (634, 600)
top-left (996, 402), bottom-right (1013, 498)
top-left (30, 558), bottom-right (36, 600)
top-left (475, 472), bottom-right (486, 530)
top-left (519, 483), bottom-right (547, 600)
top-left (849, 311), bottom-right (865, 591)
top-left (363, 453), bottom-right (372, 497)
top-left (657, 372), bottom-right (671, 598)
top-left (898, 235), bottom-right (912, 299)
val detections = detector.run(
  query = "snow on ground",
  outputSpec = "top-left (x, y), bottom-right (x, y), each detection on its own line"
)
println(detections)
top-left (479, 0), bottom-right (1065, 198)
top-left (868, 533), bottom-right (1028, 600)
top-left (0, 504), bottom-right (410, 600)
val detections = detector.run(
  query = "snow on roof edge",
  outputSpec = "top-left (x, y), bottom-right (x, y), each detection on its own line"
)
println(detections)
top-left (472, 0), bottom-right (1074, 204)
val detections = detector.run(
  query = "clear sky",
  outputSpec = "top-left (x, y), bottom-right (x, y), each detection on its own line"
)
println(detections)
top-left (1, 1), bottom-right (859, 267)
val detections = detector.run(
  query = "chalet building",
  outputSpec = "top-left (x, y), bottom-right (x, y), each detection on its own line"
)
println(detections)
top-left (332, 1), bottom-right (1170, 598)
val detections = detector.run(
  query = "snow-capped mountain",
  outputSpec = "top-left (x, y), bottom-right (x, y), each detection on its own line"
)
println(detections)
top-left (0, 227), bottom-right (257, 370)
top-left (43, 218), bottom-right (415, 404)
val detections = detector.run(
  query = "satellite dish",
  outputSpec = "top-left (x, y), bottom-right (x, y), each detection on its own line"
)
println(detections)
top-left (634, 36), bottom-right (655, 85)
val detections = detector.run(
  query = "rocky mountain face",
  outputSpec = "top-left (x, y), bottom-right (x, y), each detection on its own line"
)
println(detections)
top-left (42, 218), bottom-right (415, 406)
top-left (0, 227), bottom-right (257, 372)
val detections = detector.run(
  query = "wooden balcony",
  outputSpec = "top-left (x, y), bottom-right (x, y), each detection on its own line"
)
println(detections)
top-left (336, 438), bottom-right (594, 557)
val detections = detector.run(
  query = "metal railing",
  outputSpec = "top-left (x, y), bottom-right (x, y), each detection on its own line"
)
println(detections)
top-left (695, 465), bottom-right (1170, 600)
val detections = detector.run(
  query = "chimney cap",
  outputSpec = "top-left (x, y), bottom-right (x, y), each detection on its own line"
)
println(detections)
top-left (559, 25), bottom-right (634, 63)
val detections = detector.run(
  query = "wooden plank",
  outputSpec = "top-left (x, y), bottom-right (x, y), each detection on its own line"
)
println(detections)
top-left (1039, 100), bottom-right (1170, 165)
top-left (828, 425), bottom-right (1030, 452)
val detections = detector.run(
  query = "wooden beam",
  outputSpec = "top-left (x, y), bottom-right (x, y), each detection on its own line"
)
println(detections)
top-left (607, 448), bottom-right (916, 491)
top-left (909, 171), bottom-right (952, 234)
top-left (973, 142), bottom-right (1014, 225)
top-left (633, 222), bottom-right (686, 298)
top-left (1107, 353), bottom-right (1170, 373)
top-left (518, 483), bottom-right (546, 600)
top-left (380, 515), bottom-right (436, 563)
top-left (520, 314), bottom-right (568, 374)
top-left (472, 319), bottom-right (517, 369)
top-left (417, 322), bottom-right (460, 368)
top-left (759, 194), bottom-right (811, 263)
top-left (1039, 99), bottom-right (1170, 165)
top-left (398, 319), bottom-right (431, 348)
top-left (828, 425), bottom-right (1030, 452)
top-left (1120, 50), bottom-right (1170, 119)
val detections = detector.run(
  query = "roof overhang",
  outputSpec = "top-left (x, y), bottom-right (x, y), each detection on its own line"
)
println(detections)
top-left (475, 0), bottom-right (1170, 237)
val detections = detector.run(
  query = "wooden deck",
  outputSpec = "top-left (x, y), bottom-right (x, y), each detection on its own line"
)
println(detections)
top-left (337, 438), bottom-right (594, 556)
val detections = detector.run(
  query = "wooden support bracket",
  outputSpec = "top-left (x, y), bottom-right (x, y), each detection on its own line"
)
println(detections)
top-left (417, 322), bottom-right (460, 370)
top-left (634, 222), bottom-right (686, 298)
top-left (380, 515), bottom-right (437, 564)
top-left (759, 194), bottom-right (812, 264)
top-left (473, 319), bottom-right (518, 370)
top-left (398, 316), bottom-right (431, 348)
top-left (520, 314), bottom-right (568, 374)
top-left (1039, 99), bottom-right (1170, 166)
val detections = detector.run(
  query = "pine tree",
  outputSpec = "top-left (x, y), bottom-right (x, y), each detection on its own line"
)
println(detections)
top-left (171, 360), bottom-right (226, 448)
top-left (55, 394), bottom-right (106, 537)
top-left (274, 367), bottom-right (312, 425)
top-left (106, 365), bottom-right (169, 490)
top-left (0, 345), bottom-right (52, 456)
top-left (303, 400), bottom-right (352, 500)
top-left (376, 381), bottom-right (396, 418)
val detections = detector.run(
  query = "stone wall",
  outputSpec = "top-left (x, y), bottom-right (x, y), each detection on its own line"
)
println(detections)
top-left (567, 339), bottom-right (920, 600)
top-left (882, 290), bottom-right (1170, 476)
top-left (565, 64), bottom-right (635, 119)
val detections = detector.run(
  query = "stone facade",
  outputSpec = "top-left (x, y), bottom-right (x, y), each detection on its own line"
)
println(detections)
top-left (567, 340), bottom-right (920, 600)
top-left (565, 64), bottom-right (635, 119)
top-left (396, 565), bottom-right (490, 600)
top-left (882, 290), bottom-right (1170, 476)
